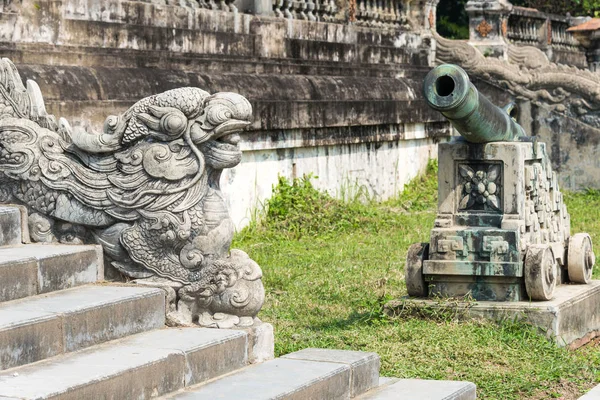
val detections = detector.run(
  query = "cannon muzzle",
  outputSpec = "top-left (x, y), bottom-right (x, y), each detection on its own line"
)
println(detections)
top-left (423, 64), bottom-right (525, 143)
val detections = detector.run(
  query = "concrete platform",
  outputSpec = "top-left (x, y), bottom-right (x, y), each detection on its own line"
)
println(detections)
top-left (357, 377), bottom-right (476, 400)
top-left (385, 281), bottom-right (600, 347)
top-left (0, 207), bottom-right (21, 248)
top-left (0, 244), bottom-right (103, 301)
top-left (281, 348), bottom-right (380, 397)
top-left (0, 285), bottom-right (165, 369)
top-left (164, 358), bottom-right (350, 399)
top-left (164, 352), bottom-right (376, 399)
top-left (0, 328), bottom-right (247, 399)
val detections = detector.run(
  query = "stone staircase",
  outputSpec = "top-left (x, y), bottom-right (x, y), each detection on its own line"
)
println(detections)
top-left (0, 205), bottom-right (476, 399)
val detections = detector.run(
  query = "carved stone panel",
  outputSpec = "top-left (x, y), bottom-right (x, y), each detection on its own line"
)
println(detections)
top-left (457, 163), bottom-right (502, 213)
top-left (476, 19), bottom-right (493, 37)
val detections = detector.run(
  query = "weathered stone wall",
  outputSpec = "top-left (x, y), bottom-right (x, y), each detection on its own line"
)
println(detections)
top-left (1, 0), bottom-right (448, 228)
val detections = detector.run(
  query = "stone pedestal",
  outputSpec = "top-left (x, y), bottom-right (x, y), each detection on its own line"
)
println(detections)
top-left (237, 321), bottom-right (275, 364)
top-left (465, 0), bottom-right (512, 58)
top-left (386, 281), bottom-right (600, 347)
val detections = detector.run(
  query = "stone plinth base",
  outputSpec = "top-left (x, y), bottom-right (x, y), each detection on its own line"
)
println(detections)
top-left (385, 281), bottom-right (600, 348)
top-left (236, 322), bottom-right (275, 364)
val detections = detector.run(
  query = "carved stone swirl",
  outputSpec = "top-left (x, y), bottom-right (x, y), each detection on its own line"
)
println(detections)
top-left (0, 57), bottom-right (264, 328)
top-left (434, 33), bottom-right (600, 129)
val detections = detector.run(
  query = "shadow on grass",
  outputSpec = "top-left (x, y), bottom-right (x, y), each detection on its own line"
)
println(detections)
top-left (304, 307), bottom-right (391, 334)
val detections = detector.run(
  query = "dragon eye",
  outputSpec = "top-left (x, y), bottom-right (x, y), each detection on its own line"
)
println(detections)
top-left (161, 113), bottom-right (187, 136)
top-left (207, 107), bottom-right (233, 125)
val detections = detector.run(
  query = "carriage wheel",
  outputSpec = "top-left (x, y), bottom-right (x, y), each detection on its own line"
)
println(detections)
top-left (568, 233), bottom-right (595, 284)
top-left (524, 244), bottom-right (557, 301)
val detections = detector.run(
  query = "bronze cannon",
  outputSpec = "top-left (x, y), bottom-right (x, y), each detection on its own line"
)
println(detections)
top-left (406, 64), bottom-right (595, 301)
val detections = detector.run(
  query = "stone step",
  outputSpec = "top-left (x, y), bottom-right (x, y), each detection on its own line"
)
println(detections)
top-left (356, 377), bottom-right (477, 400)
top-left (163, 348), bottom-right (380, 399)
top-left (0, 327), bottom-right (247, 399)
top-left (0, 244), bottom-right (102, 302)
top-left (0, 207), bottom-right (23, 248)
top-left (0, 284), bottom-right (165, 370)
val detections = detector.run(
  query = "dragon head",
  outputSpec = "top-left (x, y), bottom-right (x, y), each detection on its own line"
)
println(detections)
top-left (191, 92), bottom-right (252, 171)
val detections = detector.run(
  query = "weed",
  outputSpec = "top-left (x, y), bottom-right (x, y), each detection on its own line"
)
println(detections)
top-left (248, 174), bottom-right (380, 239)
top-left (385, 159), bottom-right (438, 212)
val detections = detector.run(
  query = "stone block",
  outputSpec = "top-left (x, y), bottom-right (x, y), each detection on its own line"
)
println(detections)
top-left (0, 328), bottom-right (249, 399)
top-left (56, 285), bottom-right (166, 351)
top-left (358, 378), bottom-right (476, 400)
top-left (36, 246), bottom-right (101, 293)
top-left (237, 321), bottom-right (274, 364)
top-left (0, 344), bottom-right (185, 399)
top-left (0, 258), bottom-right (38, 302)
top-left (282, 348), bottom-right (380, 397)
top-left (0, 311), bottom-right (63, 370)
top-left (0, 285), bottom-right (165, 369)
top-left (120, 327), bottom-right (248, 386)
top-left (0, 207), bottom-right (21, 247)
top-left (167, 358), bottom-right (351, 399)
top-left (0, 245), bottom-right (102, 298)
top-left (387, 280), bottom-right (600, 347)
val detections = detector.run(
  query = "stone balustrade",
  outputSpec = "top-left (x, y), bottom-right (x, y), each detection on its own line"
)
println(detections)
top-left (354, 0), bottom-right (407, 28)
top-left (465, 1), bottom-right (587, 69)
top-left (507, 7), bottom-right (580, 51)
top-left (270, 0), bottom-right (410, 26)
top-left (506, 9), bottom-right (546, 46)
top-left (271, 0), bottom-right (336, 22)
top-left (550, 19), bottom-right (580, 50)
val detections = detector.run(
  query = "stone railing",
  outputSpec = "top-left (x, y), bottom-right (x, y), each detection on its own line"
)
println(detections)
top-left (52, 0), bottom-right (434, 30)
top-left (550, 19), bottom-right (580, 50)
top-left (271, 0), bottom-right (338, 21)
top-left (506, 8), bottom-right (547, 46)
top-left (353, 0), bottom-right (408, 27)
top-left (507, 7), bottom-right (580, 51)
top-left (199, 0), bottom-right (240, 12)
top-left (255, 0), bottom-right (426, 28)
top-left (465, 1), bottom-right (587, 69)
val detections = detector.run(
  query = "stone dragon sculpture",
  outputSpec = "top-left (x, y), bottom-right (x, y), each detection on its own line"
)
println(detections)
top-left (433, 32), bottom-right (600, 129)
top-left (0, 58), bottom-right (264, 329)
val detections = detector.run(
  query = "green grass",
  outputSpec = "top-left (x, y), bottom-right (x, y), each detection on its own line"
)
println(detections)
top-left (233, 161), bottom-right (600, 400)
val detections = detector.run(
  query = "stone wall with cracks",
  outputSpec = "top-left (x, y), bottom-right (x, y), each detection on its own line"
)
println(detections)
top-left (0, 0), bottom-right (450, 229)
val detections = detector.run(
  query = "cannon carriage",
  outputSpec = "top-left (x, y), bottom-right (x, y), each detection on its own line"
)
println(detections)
top-left (406, 64), bottom-right (595, 301)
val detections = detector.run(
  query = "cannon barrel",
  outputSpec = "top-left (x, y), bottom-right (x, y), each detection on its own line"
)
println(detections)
top-left (423, 64), bottom-right (525, 143)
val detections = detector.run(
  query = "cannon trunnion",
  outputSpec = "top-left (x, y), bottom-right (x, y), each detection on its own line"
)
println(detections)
top-left (406, 65), bottom-right (595, 301)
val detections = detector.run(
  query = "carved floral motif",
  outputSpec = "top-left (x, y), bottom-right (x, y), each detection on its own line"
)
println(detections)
top-left (0, 57), bottom-right (264, 329)
top-left (476, 19), bottom-right (493, 37)
top-left (458, 164), bottom-right (501, 212)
